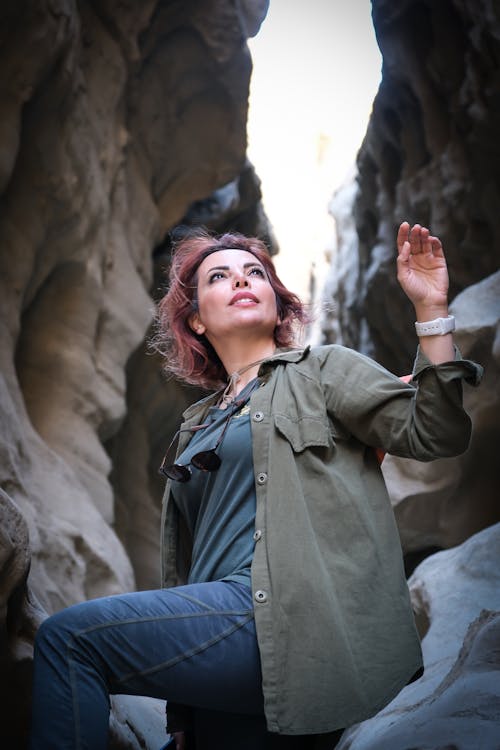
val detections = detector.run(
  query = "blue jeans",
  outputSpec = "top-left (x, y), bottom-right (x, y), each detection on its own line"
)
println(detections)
top-left (30, 580), bottom-right (268, 749)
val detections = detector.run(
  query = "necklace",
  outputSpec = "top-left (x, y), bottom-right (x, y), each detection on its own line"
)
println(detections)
top-left (220, 354), bottom-right (274, 407)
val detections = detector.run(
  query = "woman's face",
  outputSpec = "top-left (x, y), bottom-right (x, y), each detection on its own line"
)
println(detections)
top-left (189, 249), bottom-right (279, 347)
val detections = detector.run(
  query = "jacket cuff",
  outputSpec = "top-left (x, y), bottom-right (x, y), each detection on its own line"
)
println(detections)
top-left (412, 345), bottom-right (483, 386)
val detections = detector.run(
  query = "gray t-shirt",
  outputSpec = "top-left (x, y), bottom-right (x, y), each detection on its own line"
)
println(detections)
top-left (170, 379), bottom-right (258, 585)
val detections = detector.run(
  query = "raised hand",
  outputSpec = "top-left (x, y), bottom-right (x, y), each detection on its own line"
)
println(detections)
top-left (396, 221), bottom-right (454, 363)
top-left (396, 222), bottom-right (449, 312)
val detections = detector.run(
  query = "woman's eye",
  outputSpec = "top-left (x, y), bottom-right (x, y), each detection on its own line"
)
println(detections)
top-left (208, 272), bottom-right (225, 283)
top-left (249, 267), bottom-right (265, 277)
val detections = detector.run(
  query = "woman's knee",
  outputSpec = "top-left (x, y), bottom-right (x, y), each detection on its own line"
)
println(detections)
top-left (34, 603), bottom-right (86, 655)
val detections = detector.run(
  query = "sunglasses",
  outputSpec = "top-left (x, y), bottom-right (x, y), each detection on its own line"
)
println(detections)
top-left (158, 395), bottom-right (249, 483)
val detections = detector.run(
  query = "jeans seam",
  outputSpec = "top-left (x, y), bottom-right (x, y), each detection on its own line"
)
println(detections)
top-left (70, 608), bottom-right (254, 639)
top-left (67, 638), bottom-right (82, 750)
top-left (115, 610), bottom-right (255, 685)
top-left (169, 589), bottom-right (232, 611)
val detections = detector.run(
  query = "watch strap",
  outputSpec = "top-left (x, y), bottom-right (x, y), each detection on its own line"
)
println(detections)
top-left (414, 315), bottom-right (455, 337)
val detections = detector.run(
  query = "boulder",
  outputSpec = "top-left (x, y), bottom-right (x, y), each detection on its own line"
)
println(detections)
top-left (337, 523), bottom-right (500, 750)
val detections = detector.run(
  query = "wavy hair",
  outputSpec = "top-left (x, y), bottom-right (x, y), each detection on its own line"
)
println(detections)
top-left (153, 229), bottom-right (308, 389)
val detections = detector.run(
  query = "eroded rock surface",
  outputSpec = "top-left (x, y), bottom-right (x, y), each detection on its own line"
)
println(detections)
top-left (336, 524), bottom-right (500, 750)
top-left (0, 0), bottom-right (269, 608)
top-left (326, 0), bottom-right (500, 375)
top-left (0, 0), bottom-right (269, 746)
top-left (0, 489), bottom-right (47, 746)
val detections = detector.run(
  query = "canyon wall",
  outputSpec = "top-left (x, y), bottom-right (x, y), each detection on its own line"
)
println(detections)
top-left (326, 0), bottom-right (500, 373)
top-left (0, 0), bottom-right (269, 745)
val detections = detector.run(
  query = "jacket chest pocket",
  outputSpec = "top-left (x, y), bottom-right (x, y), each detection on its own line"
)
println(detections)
top-left (274, 414), bottom-right (331, 453)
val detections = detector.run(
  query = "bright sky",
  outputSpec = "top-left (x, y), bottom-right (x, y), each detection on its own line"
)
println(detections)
top-left (247, 1), bottom-right (382, 300)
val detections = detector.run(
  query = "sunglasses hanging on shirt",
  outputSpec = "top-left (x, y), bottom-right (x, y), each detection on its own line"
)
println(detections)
top-left (158, 383), bottom-right (259, 483)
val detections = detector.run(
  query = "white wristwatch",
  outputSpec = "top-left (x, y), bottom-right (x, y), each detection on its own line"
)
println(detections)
top-left (414, 315), bottom-right (456, 337)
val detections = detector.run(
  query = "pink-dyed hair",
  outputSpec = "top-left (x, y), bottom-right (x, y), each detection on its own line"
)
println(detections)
top-left (154, 229), bottom-right (308, 389)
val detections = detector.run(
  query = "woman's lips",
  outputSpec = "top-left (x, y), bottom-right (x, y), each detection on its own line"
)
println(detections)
top-left (230, 292), bottom-right (259, 305)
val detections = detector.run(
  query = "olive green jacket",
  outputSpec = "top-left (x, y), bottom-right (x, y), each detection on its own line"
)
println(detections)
top-left (160, 344), bottom-right (481, 734)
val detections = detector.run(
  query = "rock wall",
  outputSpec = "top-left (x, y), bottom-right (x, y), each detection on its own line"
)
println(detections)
top-left (326, 0), bottom-right (500, 373)
top-left (0, 0), bottom-right (269, 746)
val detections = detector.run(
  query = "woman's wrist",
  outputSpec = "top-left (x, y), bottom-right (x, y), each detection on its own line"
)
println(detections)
top-left (413, 304), bottom-right (449, 322)
top-left (415, 315), bottom-right (455, 338)
top-left (412, 304), bottom-right (454, 363)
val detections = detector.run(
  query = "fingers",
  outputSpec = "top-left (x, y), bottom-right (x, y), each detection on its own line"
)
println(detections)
top-left (430, 235), bottom-right (444, 257)
top-left (409, 223), bottom-right (426, 254)
top-left (397, 221), bottom-right (410, 252)
top-left (398, 221), bottom-right (443, 257)
top-left (396, 239), bottom-right (411, 268)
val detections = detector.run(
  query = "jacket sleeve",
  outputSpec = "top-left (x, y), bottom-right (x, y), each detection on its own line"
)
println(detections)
top-left (321, 345), bottom-right (483, 461)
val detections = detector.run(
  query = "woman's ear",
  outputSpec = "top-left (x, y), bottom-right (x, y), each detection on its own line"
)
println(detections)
top-left (188, 312), bottom-right (206, 336)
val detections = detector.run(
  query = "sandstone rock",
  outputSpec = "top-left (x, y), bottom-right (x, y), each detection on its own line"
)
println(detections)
top-left (108, 344), bottom-right (203, 591)
top-left (0, 0), bottom-right (269, 609)
top-left (0, 0), bottom-right (270, 745)
top-left (328, 0), bottom-right (500, 375)
top-left (128, 0), bottom-right (266, 230)
top-left (109, 695), bottom-right (168, 750)
top-left (321, 173), bottom-right (367, 352)
top-left (0, 489), bottom-right (47, 747)
top-left (336, 523), bottom-right (500, 750)
top-left (182, 160), bottom-right (279, 249)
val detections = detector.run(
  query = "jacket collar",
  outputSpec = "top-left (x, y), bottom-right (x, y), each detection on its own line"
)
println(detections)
top-left (265, 345), bottom-right (310, 364)
top-left (180, 346), bottom-right (311, 423)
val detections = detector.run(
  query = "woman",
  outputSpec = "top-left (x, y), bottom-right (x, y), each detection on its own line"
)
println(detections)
top-left (30, 222), bottom-right (481, 750)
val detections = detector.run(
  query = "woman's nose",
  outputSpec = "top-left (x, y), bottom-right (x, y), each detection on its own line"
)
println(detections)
top-left (233, 275), bottom-right (249, 288)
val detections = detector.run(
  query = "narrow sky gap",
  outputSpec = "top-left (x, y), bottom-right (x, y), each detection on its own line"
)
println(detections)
top-left (247, 2), bottom-right (382, 299)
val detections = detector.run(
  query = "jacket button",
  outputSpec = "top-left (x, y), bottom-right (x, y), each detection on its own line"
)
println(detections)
top-left (256, 472), bottom-right (267, 484)
top-left (253, 529), bottom-right (262, 541)
top-left (253, 411), bottom-right (264, 422)
top-left (254, 590), bottom-right (267, 603)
